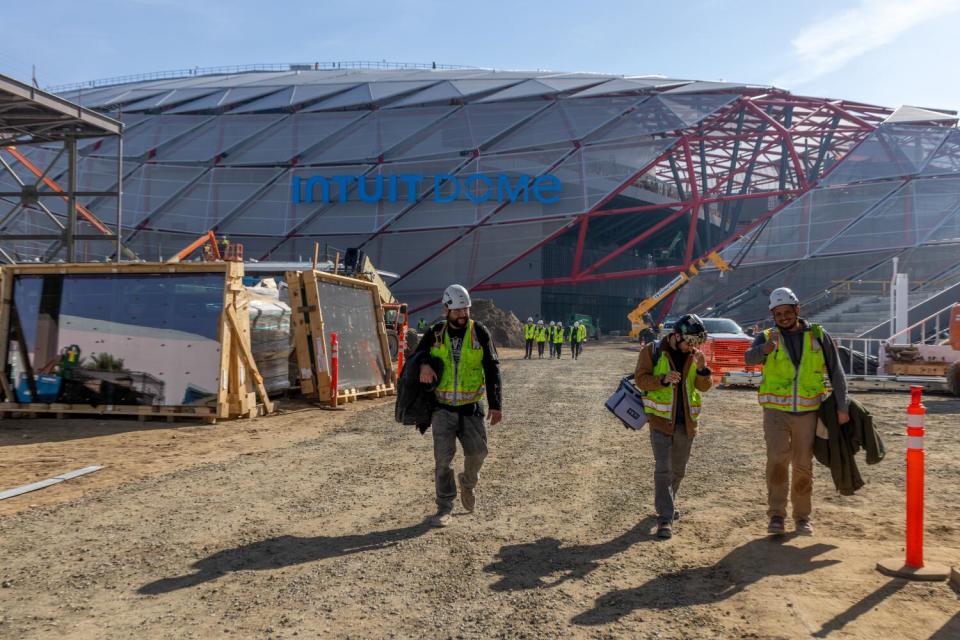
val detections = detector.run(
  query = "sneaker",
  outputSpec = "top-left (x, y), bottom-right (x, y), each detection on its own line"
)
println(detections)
top-left (795, 519), bottom-right (814, 536)
top-left (672, 509), bottom-right (681, 522)
top-left (767, 516), bottom-right (786, 534)
top-left (430, 510), bottom-right (452, 528)
top-left (457, 473), bottom-right (475, 512)
top-left (656, 523), bottom-right (673, 539)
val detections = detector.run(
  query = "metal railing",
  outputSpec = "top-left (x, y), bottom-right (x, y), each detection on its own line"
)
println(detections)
top-left (833, 337), bottom-right (885, 376)
top-left (887, 303), bottom-right (955, 346)
top-left (46, 61), bottom-right (476, 93)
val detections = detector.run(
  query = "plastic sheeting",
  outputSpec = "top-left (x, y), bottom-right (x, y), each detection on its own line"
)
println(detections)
top-left (247, 287), bottom-right (292, 393)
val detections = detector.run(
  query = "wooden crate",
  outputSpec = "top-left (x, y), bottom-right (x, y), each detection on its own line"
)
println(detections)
top-left (0, 262), bottom-right (273, 421)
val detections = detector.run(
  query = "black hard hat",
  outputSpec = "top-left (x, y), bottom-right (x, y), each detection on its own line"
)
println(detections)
top-left (674, 314), bottom-right (708, 344)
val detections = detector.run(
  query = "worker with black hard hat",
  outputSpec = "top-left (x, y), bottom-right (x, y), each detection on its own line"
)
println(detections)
top-left (634, 313), bottom-right (714, 539)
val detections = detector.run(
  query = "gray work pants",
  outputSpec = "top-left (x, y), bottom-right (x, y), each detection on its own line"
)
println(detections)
top-left (433, 408), bottom-right (488, 512)
top-left (649, 423), bottom-right (693, 525)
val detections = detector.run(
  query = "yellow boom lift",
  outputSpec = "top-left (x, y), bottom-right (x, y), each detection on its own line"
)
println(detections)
top-left (627, 251), bottom-right (732, 337)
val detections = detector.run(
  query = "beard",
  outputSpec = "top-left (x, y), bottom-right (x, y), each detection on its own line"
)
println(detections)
top-left (449, 314), bottom-right (468, 328)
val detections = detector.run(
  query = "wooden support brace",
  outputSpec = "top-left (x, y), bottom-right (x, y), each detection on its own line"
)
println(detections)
top-left (225, 305), bottom-right (274, 415)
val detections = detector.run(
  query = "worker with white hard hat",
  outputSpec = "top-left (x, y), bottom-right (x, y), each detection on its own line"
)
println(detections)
top-left (744, 286), bottom-right (849, 536)
top-left (414, 284), bottom-right (503, 527)
top-left (569, 321), bottom-right (580, 360)
top-left (535, 319), bottom-right (547, 359)
top-left (553, 321), bottom-right (564, 358)
top-left (523, 316), bottom-right (536, 360)
top-left (547, 321), bottom-right (557, 358)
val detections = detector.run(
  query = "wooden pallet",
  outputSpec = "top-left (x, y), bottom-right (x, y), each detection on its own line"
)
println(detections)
top-left (334, 383), bottom-right (396, 403)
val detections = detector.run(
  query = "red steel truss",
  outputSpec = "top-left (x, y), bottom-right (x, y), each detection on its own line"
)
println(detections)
top-left (467, 93), bottom-right (890, 301)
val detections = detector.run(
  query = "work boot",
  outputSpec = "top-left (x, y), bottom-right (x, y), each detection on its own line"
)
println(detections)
top-left (656, 522), bottom-right (673, 539)
top-left (767, 516), bottom-right (786, 534)
top-left (430, 509), bottom-right (452, 528)
top-left (795, 519), bottom-right (814, 536)
top-left (458, 473), bottom-right (475, 512)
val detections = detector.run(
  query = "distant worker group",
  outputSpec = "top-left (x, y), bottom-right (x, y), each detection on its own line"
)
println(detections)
top-left (523, 318), bottom-right (586, 360)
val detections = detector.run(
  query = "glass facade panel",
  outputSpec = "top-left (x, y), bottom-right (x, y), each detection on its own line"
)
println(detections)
top-left (388, 102), bottom-right (547, 160)
top-left (300, 107), bottom-right (455, 164)
top-left (219, 165), bottom-right (371, 236)
top-left (86, 115), bottom-right (213, 159)
top-left (819, 178), bottom-right (960, 253)
top-left (145, 167), bottom-right (280, 233)
top-left (225, 112), bottom-right (363, 165)
top-left (158, 115), bottom-right (285, 163)
top-left (489, 97), bottom-right (637, 152)
top-left (824, 124), bottom-right (949, 185)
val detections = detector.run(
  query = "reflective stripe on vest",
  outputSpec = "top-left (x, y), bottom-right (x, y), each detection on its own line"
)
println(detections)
top-left (430, 320), bottom-right (486, 406)
top-left (524, 324), bottom-right (535, 340)
top-left (758, 324), bottom-right (828, 412)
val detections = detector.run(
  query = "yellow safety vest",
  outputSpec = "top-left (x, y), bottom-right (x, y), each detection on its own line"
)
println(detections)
top-left (758, 324), bottom-right (828, 412)
top-left (536, 326), bottom-right (547, 342)
top-left (430, 320), bottom-right (486, 406)
top-left (524, 324), bottom-right (535, 340)
top-left (577, 324), bottom-right (587, 341)
top-left (553, 327), bottom-right (564, 344)
top-left (643, 345), bottom-right (702, 422)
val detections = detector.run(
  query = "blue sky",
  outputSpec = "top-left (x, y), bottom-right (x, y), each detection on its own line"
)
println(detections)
top-left (1, 0), bottom-right (958, 110)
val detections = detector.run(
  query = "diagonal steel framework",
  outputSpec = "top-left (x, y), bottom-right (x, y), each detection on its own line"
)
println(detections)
top-left (465, 93), bottom-right (889, 302)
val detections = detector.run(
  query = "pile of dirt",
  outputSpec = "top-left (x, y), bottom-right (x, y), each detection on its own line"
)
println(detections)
top-left (471, 298), bottom-right (524, 348)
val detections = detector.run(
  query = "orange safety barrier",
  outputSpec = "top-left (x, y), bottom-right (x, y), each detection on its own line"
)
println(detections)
top-left (702, 338), bottom-right (759, 382)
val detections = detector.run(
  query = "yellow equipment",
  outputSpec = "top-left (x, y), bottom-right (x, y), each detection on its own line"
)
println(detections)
top-left (627, 251), bottom-right (732, 337)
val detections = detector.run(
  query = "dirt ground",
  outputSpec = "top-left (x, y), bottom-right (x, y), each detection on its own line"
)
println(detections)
top-left (0, 339), bottom-right (958, 639)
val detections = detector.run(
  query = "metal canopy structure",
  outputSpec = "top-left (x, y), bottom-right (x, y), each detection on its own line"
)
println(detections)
top-left (0, 72), bottom-right (123, 262)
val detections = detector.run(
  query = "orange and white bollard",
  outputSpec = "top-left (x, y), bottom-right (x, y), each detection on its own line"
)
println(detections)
top-left (330, 332), bottom-right (339, 408)
top-left (877, 386), bottom-right (948, 580)
top-left (905, 386), bottom-right (925, 568)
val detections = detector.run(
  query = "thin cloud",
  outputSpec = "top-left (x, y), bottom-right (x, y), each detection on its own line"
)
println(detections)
top-left (778, 0), bottom-right (960, 86)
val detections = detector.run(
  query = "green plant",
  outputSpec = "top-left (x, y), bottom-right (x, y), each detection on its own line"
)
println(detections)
top-left (84, 352), bottom-right (126, 372)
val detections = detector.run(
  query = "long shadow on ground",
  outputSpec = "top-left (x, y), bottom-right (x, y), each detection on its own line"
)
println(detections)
top-left (573, 537), bottom-right (839, 626)
top-left (484, 517), bottom-right (660, 591)
top-left (139, 519), bottom-right (432, 595)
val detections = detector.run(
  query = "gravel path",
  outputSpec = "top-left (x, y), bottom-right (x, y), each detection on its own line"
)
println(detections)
top-left (1, 340), bottom-right (957, 639)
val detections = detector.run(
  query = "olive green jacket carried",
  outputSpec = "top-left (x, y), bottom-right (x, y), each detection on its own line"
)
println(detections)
top-left (634, 337), bottom-right (713, 437)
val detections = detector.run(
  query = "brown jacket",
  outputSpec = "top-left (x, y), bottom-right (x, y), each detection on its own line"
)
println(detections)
top-left (634, 337), bottom-right (713, 437)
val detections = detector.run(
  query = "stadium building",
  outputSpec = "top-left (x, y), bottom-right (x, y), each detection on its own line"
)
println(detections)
top-left (2, 62), bottom-right (958, 330)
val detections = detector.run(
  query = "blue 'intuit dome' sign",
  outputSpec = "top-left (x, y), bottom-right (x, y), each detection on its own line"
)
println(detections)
top-left (291, 173), bottom-right (562, 205)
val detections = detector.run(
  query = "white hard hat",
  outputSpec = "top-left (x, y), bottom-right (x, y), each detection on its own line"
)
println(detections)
top-left (557, 322), bottom-right (563, 327)
top-left (527, 317), bottom-right (533, 323)
top-left (537, 320), bottom-right (544, 325)
top-left (442, 284), bottom-right (471, 310)
top-left (549, 321), bottom-right (555, 326)
top-left (769, 287), bottom-right (799, 310)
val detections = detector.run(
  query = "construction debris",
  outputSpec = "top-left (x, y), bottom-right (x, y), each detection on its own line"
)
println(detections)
top-left (471, 298), bottom-right (524, 349)
top-left (0, 465), bottom-right (103, 501)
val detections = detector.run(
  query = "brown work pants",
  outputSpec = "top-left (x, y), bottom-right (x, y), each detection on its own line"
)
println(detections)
top-left (762, 408), bottom-right (816, 521)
